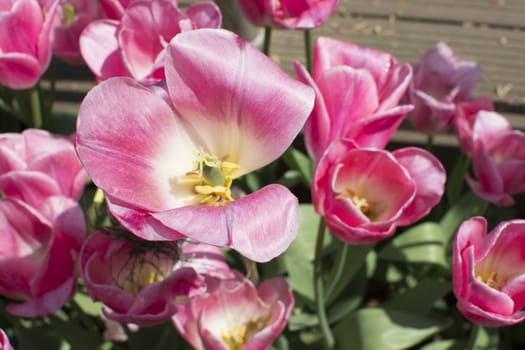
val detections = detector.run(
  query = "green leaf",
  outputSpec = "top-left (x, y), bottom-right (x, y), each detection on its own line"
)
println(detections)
top-left (379, 222), bottom-right (447, 267)
top-left (285, 254), bottom-right (314, 301)
top-left (285, 204), bottom-right (328, 261)
top-left (446, 154), bottom-right (471, 206)
top-left (327, 265), bottom-right (368, 324)
top-left (420, 339), bottom-right (467, 350)
top-left (49, 316), bottom-right (103, 350)
top-left (282, 148), bottom-right (313, 187)
top-left (73, 292), bottom-right (103, 317)
top-left (440, 191), bottom-right (488, 245)
top-left (324, 242), bottom-right (374, 304)
top-left (333, 308), bottom-right (450, 350)
top-left (384, 278), bottom-right (451, 315)
top-left (289, 312), bottom-right (319, 331)
top-left (15, 323), bottom-right (65, 350)
top-left (468, 325), bottom-right (499, 350)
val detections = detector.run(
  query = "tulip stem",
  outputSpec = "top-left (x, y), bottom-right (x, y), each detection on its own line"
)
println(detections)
top-left (314, 218), bottom-right (335, 349)
top-left (304, 29), bottom-right (313, 74)
top-left (426, 134), bottom-right (434, 153)
top-left (243, 256), bottom-right (259, 285)
top-left (324, 242), bottom-right (349, 303)
top-left (263, 26), bottom-right (272, 56)
top-left (466, 323), bottom-right (481, 350)
top-left (29, 85), bottom-right (43, 129)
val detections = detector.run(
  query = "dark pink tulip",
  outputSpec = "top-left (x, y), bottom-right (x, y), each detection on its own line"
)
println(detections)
top-left (453, 217), bottom-right (525, 327)
top-left (39, 0), bottom-right (103, 63)
top-left (0, 196), bottom-right (85, 317)
top-left (238, 0), bottom-right (339, 29)
top-left (0, 0), bottom-right (60, 89)
top-left (295, 37), bottom-right (413, 162)
top-left (0, 129), bottom-right (88, 214)
top-left (173, 274), bottom-right (294, 350)
top-left (408, 42), bottom-right (482, 134)
top-left (79, 231), bottom-right (234, 326)
top-left (79, 0), bottom-right (222, 83)
top-left (76, 29), bottom-right (314, 262)
top-left (312, 139), bottom-right (445, 244)
top-left (0, 329), bottom-right (14, 350)
top-left (99, 0), bottom-right (133, 19)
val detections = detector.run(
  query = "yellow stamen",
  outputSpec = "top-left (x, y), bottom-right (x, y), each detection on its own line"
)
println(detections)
top-left (476, 271), bottom-right (508, 290)
top-left (337, 188), bottom-right (374, 218)
top-left (221, 318), bottom-right (266, 350)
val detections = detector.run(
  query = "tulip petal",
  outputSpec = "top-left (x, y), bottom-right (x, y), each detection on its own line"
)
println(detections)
top-left (152, 184), bottom-right (298, 262)
top-left (165, 28), bottom-right (313, 174)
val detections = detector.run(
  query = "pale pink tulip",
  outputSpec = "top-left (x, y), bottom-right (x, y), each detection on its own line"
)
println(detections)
top-left (238, 0), bottom-right (339, 29)
top-left (39, 0), bottom-right (103, 62)
top-left (79, 0), bottom-right (222, 83)
top-left (79, 231), bottom-right (235, 326)
top-left (0, 129), bottom-right (88, 215)
top-left (0, 196), bottom-right (85, 317)
top-left (408, 42), bottom-right (482, 133)
top-left (465, 126), bottom-right (525, 206)
top-left (174, 274), bottom-right (294, 350)
top-left (76, 29), bottom-right (314, 262)
top-left (0, 0), bottom-right (60, 88)
top-left (454, 96), bottom-right (495, 156)
top-left (312, 139), bottom-right (445, 244)
top-left (295, 37), bottom-right (413, 162)
top-left (453, 217), bottom-right (525, 326)
top-left (0, 329), bottom-right (14, 350)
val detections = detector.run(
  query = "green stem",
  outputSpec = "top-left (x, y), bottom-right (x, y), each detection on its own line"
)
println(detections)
top-left (304, 29), bottom-right (313, 74)
top-left (466, 323), bottom-right (481, 350)
top-left (262, 26), bottom-right (272, 56)
top-left (324, 242), bottom-right (349, 303)
top-left (29, 86), bottom-right (43, 129)
top-left (426, 134), bottom-right (434, 153)
top-left (314, 218), bottom-right (335, 349)
top-left (242, 256), bottom-right (259, 285)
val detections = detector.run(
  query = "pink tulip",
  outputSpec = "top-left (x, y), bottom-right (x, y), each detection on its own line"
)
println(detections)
top-left (39, 0), bottom-right (103, 63)
top-left (407, 42), bottom-right (482, 133)
top-left (76, 29), bottom-right (314, 262)
top-left (0, 0), bottom-right (60, 89)
top-left (465, 125), bottom-right (525, 207)
top-left (0, 196), bottom-right (85, 317)
top-left (0, 329), bottom-right (14, 350)
top-left (79, 0), bottom-right (222, 83)
top-left (454, 96), bottom-right (496, 156)
top-left (0, 129), bottom-right (88, 215)
top-left (173, 274), bottom-right (294, 350)
top-left (312, 139), bottom-right (445, 244)
top-left (295, 37), bottom-right (413, 162)
top-left (99, 0), bottom-right (133, 19)
top-left (79, 231), bottom-right (235, 326)
top-left (453, 217), bottom-right (525, 327)
top-left (238, 0), bottom-right (339, 29)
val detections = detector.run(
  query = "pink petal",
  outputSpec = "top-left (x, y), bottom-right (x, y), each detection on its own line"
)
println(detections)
top-left (393, 147), bottom-right (446, 226)
top-left (186, 2), bottom-right (222, 29)
top-left (76, 77), bottom-right (194, 211)
top-left (165, 28), bottom-right (314, 174)
top-left (152, 184), bottom-right (298, 262)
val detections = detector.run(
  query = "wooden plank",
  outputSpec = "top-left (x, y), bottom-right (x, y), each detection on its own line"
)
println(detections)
top-left (341, 0), bottom-right (525, 29)
top-left (270, 16), bottom-right (525, 106)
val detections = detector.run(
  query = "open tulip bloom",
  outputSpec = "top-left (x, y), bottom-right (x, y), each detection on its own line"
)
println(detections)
top-left (76, 28), bottom-right (314, 262)
top-left (173, 274), bottom-right (294, 350)
top-left (312, 139), bottom-right (446, 244)
top-left (453, 217), bottom-right (525, 327)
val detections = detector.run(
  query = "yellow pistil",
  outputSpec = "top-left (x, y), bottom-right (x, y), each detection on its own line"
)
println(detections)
top-left (476, 271), bottom-right (508, 290)
top-left (221, 319), bottom-right (266, 350)
top-left (63, 3), bottom-right (77, 26)
top-left (182, 151), bottom-right (240, 206)
top-left (337, 188), bottom-right (375, 219)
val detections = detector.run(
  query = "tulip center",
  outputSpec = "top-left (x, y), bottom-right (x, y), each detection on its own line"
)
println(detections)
top-left (182, 151), bottom-right (239, 206)
top-left (337, 188), bottom-right (376, 220)
top-left (475, 270), bottom-right (509, 291)
top-left (111, 241), bottom-right (180, 296)
top-left (63, 3), bottom-right (77, 25)
top-left (220, 317), bottom-right (267, 350)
